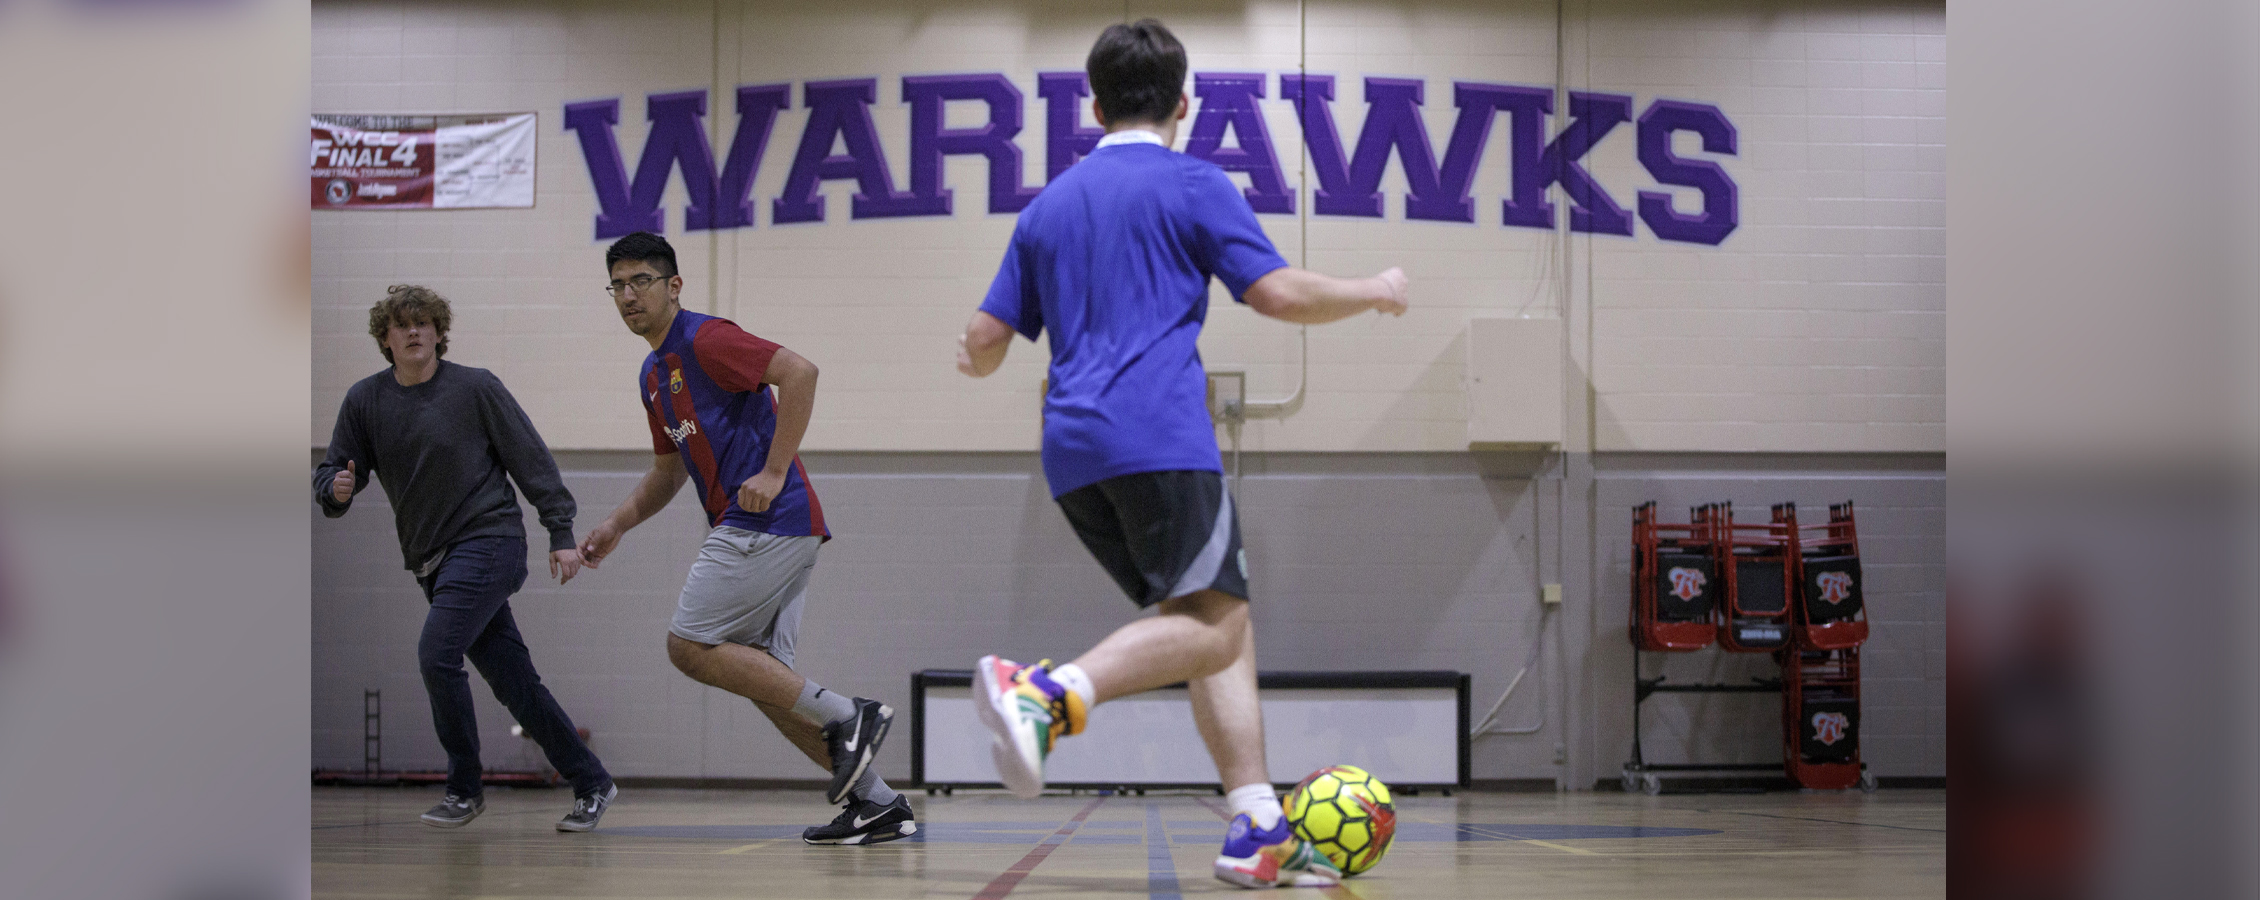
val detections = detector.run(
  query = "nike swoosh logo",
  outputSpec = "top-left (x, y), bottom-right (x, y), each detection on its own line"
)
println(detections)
top-left (647, 392), bottom-right (658, 403)
top-left (852, 811), bottom-right (886, 828)
top-left (844, 719), bottom-right (861, 753)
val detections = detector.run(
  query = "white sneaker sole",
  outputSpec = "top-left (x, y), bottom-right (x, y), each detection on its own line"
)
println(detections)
top-left (1213, 856), bottom-right (1340, 890)
top-left (974, 656), bottom-right (1046, 799)
top-left (805, 818), bottom-right (918, 846)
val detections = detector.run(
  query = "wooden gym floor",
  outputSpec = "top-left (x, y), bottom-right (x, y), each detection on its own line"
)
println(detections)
top-left (312, 785), bottom-right (1944, 899)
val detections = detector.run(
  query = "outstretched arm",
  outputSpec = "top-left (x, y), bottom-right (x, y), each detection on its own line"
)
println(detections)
top-left (476, 374), bottom-right (581, 580)
top-left (1242, 266), bottom-right (1410, 324)
top-left (579, 453), bottom-right (689, 568)
top-left (957, 310), bottom-right (1015, 377)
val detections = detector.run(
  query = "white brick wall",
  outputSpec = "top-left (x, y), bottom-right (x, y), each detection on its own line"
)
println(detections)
top-left (315, 0), bottom-right (1943, 453)
top-left (1584, 1), bottom-right (1944, 451)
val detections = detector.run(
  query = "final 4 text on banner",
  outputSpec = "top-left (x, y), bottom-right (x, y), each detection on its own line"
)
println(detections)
top-left (311, 113), bottom-right (536, 210)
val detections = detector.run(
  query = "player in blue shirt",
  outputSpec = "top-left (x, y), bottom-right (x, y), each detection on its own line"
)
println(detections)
top-left (956, 19), bottom-right (1409, 890)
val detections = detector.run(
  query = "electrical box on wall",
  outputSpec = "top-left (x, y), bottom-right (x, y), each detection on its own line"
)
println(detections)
top-left (1465, 317), bottom-right (1564, 447)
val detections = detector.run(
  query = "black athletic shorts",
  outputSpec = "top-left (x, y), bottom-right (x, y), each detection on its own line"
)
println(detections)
top-left (1056, 470), bottom-right (1249, 608)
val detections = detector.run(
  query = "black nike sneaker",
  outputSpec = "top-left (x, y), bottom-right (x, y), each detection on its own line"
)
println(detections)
top-left (802, 794), bottom-right (916, 846)
top-left (822, 698), bottom-right (893, 805)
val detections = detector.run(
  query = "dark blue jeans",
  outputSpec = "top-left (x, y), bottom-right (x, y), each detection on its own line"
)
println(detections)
top-left (416, 534), bottom-right (609, 798)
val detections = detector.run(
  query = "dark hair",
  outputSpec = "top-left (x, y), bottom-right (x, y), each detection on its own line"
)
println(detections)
top-left (1087, 19), bottom-right (1187, 125)
top-left (369, 285), bottom-right (452, 363)
top-left (605, 231), bottom-right (678, 278)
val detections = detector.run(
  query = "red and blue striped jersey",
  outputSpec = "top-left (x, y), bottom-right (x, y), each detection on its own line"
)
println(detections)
top-left (639, 310), bottom-right (828, 539)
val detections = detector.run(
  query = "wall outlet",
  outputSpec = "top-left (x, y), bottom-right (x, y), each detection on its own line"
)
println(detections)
top-left (1206, 370), bottom-right (1246, 423)
top-left (1541, 583), bottom-right (1562, 605)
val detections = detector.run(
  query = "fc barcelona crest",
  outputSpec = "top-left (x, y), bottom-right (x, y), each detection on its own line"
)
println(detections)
top-left (669, 368), bottom-right (684, 394)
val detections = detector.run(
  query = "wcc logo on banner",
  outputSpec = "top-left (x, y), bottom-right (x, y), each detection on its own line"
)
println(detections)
top-left (564, 72), bottom-right (1739, 246)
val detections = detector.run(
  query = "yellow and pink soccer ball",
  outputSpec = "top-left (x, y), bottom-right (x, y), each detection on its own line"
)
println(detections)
top-left (1283, 764), bottom-right (1396, 876)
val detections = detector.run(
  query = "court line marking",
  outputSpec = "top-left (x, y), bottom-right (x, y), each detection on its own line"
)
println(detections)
top-left (719, 839), bottom-right (783, 854)
top-left (1454, 823), bottom-right (1603, 856)
top-left (1144, 803), bottom-right (1182, 900)
top-left (1517, 838), bottom-right (1601, 856)
top-left (970, 796), bottom-right (1108, 900)
top-left (1703, 809), bottom-right (1946, 834)
top-left (309, 809), bottom-right (560, 827)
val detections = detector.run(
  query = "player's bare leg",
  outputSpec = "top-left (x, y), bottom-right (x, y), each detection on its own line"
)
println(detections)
top-left (669, 634), bottom-right (894, 806)
top-left (667, 633), bottom-right (805, 707)
top-left (1162, 603), bottom-right (1334, 889)
top-left (754, 699), bottom-right (832, 769)
top-left (1072, 589), bottom-right (1248, 702)
top-left (1185, 613), bottom-right (1268, 791)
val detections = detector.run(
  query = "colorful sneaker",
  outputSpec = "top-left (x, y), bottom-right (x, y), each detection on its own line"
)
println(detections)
top-left (556, 782), bottom-right (617, 832)
top-left (419, 793), bottom-right (484, 828)
top-left (801, 794), bottom-right (918, 846)
top-left (1213, 812), bottom-right (1343, 889)
top-left (822, 698), bottom-right (894, 805)
top-left (973, 656), bottom-right (1087, 799)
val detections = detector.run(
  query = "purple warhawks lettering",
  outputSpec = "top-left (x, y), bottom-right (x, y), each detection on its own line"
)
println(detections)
top-left (566, 72), bottom-right (1738, 245)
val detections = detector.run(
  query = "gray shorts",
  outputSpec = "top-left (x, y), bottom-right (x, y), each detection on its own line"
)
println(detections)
top-left (670, 526), bottom-right (822, 668)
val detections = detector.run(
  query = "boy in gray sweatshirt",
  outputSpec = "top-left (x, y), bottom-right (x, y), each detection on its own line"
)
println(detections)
top-left (315, 284), bottom-right (616, 832)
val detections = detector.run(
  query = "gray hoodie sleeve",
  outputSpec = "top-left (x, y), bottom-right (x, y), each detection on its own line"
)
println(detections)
top-left (473, 371), bottom-right (577, 553)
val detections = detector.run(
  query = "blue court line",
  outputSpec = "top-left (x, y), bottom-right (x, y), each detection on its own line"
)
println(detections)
top-left (603, 821), bottom-right (1723, 844)
top-left (1707, 810), bottom-right (1944, 834)
top-left (1167, 822), bottom-right (1721, 844)
top-left (1145, 803), bottom-right (1182, 900)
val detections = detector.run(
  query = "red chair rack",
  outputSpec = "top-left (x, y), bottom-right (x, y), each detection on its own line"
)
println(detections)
top-left (1630, 501), bottom-right (1718, 651)
top-left (1624, 499), bottom-right (1877, 793)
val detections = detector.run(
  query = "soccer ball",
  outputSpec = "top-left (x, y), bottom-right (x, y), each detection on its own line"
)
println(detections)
top-left (1283, 765), bottom-right (1396, 876)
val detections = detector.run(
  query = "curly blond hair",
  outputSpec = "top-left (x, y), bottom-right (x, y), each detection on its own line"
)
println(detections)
top-left (368, 284), bottom-right (452, 363)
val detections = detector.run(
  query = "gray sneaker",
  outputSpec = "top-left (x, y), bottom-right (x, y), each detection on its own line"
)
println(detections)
top-left (419, 793), bottom-right (484, 828)
top-left (557, 782), bottom-right (617, 832)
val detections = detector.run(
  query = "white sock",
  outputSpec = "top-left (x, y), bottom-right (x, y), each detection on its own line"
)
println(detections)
top-left (1227, 782), bottom-right (1283, 830)
top-left (1051, 663), bottom-right (1096, 710)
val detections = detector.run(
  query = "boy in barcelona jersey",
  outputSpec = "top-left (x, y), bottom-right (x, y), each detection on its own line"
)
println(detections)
top-left (576, 231), bottom-right (914, 845)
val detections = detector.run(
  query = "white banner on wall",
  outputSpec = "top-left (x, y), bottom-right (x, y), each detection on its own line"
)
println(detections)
top-left (310, 113), bottom-right (537, 210)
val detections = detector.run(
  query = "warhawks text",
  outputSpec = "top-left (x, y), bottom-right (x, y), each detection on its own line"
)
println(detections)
top-left (566, 71), bottom-right (1739, 246)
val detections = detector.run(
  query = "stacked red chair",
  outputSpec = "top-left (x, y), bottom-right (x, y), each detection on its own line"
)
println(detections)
top-left (1780, 645), bottom-right (1865, 789)
top-left (1713, 502), bottom-right (1795, 652)
top-left (1789, 501), bottom-right (1869, 650)
top-left (1629, 501), bottom-right (1718, 651)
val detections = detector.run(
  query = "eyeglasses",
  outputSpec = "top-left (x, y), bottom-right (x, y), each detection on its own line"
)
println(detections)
top-left (605, 273), bottom-right (668, 297)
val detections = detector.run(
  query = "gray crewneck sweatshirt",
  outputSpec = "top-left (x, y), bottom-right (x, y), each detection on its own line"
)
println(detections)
top-left (316, 360), bottom-right (576, 572)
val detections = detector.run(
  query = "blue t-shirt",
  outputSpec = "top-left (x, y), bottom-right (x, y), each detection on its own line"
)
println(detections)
top-left (979, 140), bottom-right (1290, 497)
